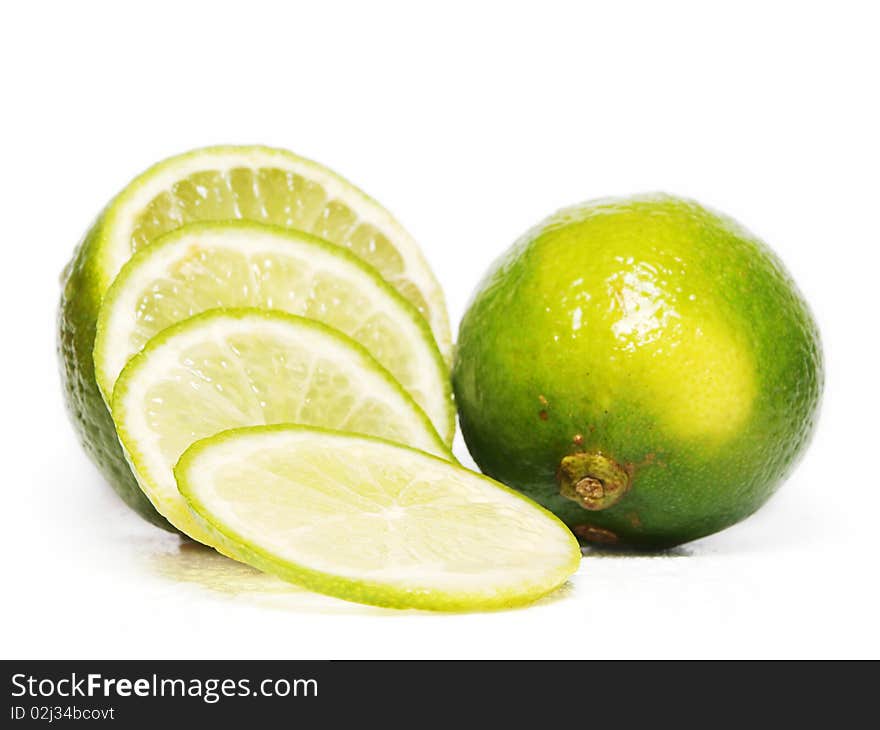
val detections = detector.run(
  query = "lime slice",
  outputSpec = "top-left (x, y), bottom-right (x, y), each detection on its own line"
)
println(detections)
top-left (94, 221), bottom-right (454, 444)
top-left (176, 426), bottom-right (581, 611)
top-left (91, 145), bottom-right (450, 359)
top-left (111, 309), bottom-right (449, 545)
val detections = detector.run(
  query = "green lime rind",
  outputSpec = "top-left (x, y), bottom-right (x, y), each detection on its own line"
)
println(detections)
top-left (93, 220), bottom-right (455, 445)
top-left (59, 214), bottom-right (173, 529)
top-left (175, 425), bottom-right (581, 612)
top-left (111, 308), bottom-right (451, 545)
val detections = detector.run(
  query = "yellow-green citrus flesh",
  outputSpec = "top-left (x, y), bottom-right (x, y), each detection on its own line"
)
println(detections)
top-left (176, 426), bottom-right (581, 611)
top-left (453, 194), bottom-right (823, 549)
top-left (58, 146), bottom-right (450, 530)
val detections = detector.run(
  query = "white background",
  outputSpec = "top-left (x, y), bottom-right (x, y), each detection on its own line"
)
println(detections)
top-left (2, 1), bottom-right (878, 659)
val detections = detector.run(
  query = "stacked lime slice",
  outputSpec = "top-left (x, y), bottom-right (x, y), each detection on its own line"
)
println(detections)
top-left (94, 222), bottom-right (453, 443)
top-left (177, 427), bottom-right (580, 611)
top-left (58, 145), bottom-right (580, 610)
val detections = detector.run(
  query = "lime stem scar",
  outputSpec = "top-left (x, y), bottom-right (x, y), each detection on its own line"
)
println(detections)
top-left (558, 452), bottom-right (630, 511)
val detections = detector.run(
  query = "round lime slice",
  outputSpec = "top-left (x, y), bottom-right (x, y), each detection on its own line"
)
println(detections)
top-left (95, 221), bottom-right (453, 444)
top-left (93, 145), bottom-right (450, 357)
top-left (177, 426), bottom-right (581, 611)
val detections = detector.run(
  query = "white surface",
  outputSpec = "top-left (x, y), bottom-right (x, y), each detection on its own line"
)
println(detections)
top-left (1, 0), bottom-right (878, 659)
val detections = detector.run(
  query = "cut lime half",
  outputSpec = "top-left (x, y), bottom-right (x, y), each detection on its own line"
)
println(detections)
top-left (94, 221), bottom-right (453, 443)
top-left (90, 145), bottom-right (450, 359)
top-left (111, 309), bottom-right (449, 545)
top-left (177, 426), bottom-right (581, 611)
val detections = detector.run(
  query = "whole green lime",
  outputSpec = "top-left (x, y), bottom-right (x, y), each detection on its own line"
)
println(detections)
top-left (453, 194), bottom-right (822, 549)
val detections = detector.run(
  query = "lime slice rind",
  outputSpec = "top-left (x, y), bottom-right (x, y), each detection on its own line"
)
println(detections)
top-left (111, 308), bottom-right (450, 546)
top-left (94, 221), bottom-right (454, 444)
top-left (176, 425), bottom-right (581, 611)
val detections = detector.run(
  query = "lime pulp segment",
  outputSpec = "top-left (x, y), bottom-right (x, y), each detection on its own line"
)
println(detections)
top-left (177, 426), bottom-right (581, 611)
top-left (111, 309), bottom-right (449, 546)
top-left (94, 221), bottom-right (453, 444)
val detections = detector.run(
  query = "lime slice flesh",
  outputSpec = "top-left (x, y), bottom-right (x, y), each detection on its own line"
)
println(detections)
top-left (111, 309), bottom-right (449, 545)
top-left (95, 221), bottom-right (453, 444)
top-left (93, 145), bottom-right (450, 360)
top-left (176, 426), bottom-right (581, 611)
